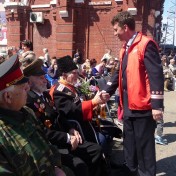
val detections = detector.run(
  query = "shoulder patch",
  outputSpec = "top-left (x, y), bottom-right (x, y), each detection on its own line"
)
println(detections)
top-left (57, 84), bottom-right (65, 92)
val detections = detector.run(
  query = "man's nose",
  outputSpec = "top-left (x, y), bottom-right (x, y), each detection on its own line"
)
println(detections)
top-left (43, 77), bottom-right (48, 83)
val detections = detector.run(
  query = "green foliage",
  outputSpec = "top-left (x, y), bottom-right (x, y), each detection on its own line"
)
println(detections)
top-left (79, 81), bottom-right (92, 95)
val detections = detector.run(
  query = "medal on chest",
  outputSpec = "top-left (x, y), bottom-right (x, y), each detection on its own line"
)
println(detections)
top-left (73, 94), bottom-right (80, 103)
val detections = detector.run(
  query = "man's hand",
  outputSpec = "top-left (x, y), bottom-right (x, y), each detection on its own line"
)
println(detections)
top-left (55, 167), bottom-right (66, 176)
top-left (152, 109), bottom-right (163, 121)
top-left (92, 91), bottom-right (110, 106)
top-left (54, 64), bottom-right (58, 70)
top-left (69, 129), bottom-right (82, 144)
top-left (70, 135), bottom-right (79, 151)
top-left (101, 90), bottom-right (110, 102)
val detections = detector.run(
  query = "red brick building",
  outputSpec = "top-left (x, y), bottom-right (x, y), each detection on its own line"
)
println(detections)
top-left (4, 0), bottom-right (164, 62)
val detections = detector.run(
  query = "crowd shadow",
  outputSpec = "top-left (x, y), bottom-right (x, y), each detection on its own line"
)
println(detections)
top-left (110, 150), bottom-right (176, 176)
top-left (164, 121), bottom-right (176, 128)
top-left (156, 155), bottom-right (176, 176)
top-left (109, 138), bottom-right (176, 176)
top-left (163, 133), bottom-right (176, 144)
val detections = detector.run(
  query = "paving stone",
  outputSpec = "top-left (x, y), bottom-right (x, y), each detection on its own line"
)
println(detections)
top-left (108, 91), bottom-right (176, 176)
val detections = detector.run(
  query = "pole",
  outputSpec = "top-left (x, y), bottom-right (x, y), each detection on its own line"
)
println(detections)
top-left (173, 12), bottom-right (175, 51)
top-left (163, 21), bottom-right (168, 54)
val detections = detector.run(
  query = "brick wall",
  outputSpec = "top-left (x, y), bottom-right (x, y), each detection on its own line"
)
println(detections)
top-left (72, 0), bottom-right (150, 61)
top-left (5, 0), bottom-right (164, 62)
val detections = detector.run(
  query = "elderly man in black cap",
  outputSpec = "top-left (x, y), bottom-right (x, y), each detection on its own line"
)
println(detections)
top-left (24, 58), bottom-right (105, 176)
top-left (0, 55), bottom-right (69, 176)
top-left (49, 56), bottom-right (122, 147)
top-left (50, 55), bottom-right (110, 125)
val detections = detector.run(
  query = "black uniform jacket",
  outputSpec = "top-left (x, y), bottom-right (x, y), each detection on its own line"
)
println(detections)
top-left (51, 82), bottom-right (100, 141)
top-left (26, 90), bottom-right (72, 149)
top-left (53, 83), bottom-right (93, 122)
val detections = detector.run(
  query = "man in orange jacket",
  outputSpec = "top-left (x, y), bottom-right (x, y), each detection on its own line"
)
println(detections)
top-left (104, 11), bottom-right (164, 176)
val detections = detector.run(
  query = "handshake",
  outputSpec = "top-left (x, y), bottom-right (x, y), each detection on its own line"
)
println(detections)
top-left (92, 90), bottom-right (110, 106)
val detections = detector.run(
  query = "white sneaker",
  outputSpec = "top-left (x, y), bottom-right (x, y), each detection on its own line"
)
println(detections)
top-left (155, 136), bottom-right (167, 145)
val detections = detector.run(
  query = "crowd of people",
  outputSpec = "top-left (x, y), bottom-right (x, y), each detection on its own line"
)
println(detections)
top-left (161, 54), bottom-right (176, 91)
top-left (0, 39), bottom-right (122, 176)
top-left (0, 11), bottom-right (171, 176)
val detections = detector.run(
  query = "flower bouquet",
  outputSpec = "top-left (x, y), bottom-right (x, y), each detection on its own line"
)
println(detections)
top-left (75, 80), bottom-right (98, 100)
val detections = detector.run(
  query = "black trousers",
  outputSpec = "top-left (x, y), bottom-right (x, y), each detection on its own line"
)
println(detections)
top-left (70, 141), bottom-right (102, 176)
top-left (123, 116), bottom-right (156, 176)
top-left (61, 153), bottom-right (89, 176)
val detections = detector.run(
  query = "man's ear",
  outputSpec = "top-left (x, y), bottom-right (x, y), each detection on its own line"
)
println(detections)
top-left (3, 91), bottom-right (12, 104)
top-left (28, 79), bottom-right (32, 87)
top-left (124, 24), bottom-right (128, 32)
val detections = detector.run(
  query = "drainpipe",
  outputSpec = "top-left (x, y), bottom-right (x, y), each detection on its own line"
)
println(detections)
top-left (86, 7), bottom-right (90, 59)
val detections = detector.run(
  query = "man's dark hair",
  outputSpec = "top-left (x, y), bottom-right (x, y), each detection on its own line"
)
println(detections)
top-left (90, 58), bottom-right (97, 66)
top-left (111, 11), bottom-right (135, 30)
top-left (21, 40), bottom-right (33, 50)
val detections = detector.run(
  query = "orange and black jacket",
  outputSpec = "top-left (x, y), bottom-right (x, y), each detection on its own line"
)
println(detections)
top-left (105, 32), bottom-right (164, 112)
top-left (49, 81), bottom-right (94, 122)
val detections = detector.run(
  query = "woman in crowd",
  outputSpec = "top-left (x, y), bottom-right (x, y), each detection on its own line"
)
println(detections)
top-left (20, 40), bottom-right (36, 66)
top-left (91, 59), bottom-right (107, 77)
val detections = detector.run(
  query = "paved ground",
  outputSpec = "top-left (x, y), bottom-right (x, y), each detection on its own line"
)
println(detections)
top-left (109, 91), bottom-right (176, 176)
top-left (156, 91), bottom-right (176, 176)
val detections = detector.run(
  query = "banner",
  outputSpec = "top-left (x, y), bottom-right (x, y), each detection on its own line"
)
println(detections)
top-left (0, 7), bottom-right (7, 46)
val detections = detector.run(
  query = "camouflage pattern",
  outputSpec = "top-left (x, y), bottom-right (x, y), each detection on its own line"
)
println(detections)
top-left (0, 106), bottom-right (61, 176)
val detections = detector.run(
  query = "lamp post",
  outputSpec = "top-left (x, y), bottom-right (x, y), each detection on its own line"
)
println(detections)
top-left (163, 22), bottom-right (168, 53)
top-left (173, 12), bottom-right (175, 51)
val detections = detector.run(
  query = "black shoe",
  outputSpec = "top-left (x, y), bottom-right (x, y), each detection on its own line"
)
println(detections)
top-left (123, 165), bottom-right (138, 176)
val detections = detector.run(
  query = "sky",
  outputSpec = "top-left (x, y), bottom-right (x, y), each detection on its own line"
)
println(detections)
top-left (162, 0), bottom-right (176, 23)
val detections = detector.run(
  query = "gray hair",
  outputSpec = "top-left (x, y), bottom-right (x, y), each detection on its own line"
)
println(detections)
top-left (43, 48), bottom-right (48, 53)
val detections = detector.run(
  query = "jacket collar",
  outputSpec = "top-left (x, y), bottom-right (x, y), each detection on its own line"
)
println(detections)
top-left (0, 107), bottom-right (27, 126)
top-left (122, 32), bottom-right (142, 49)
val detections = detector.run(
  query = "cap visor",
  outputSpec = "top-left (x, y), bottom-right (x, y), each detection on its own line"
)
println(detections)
top-left (14, 77), bottom-right (29, 85)
top-left (31, 69), bottom-right (46, 76)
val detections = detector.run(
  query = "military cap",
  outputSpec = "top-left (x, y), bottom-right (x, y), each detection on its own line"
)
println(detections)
top-left (57, 55), bottom-right (77, 76)
top-left (0, 54), bottom-right (28, 91)
top-left (23, 58), bottom-right (45, 77)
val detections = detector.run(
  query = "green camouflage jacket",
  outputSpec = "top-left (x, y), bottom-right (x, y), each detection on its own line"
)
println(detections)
top-left (0, 106), bottom-right (61, 176)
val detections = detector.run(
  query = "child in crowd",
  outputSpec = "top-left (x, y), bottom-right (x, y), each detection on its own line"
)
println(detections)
top-left (155, 107), bottom-right (167, 145)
